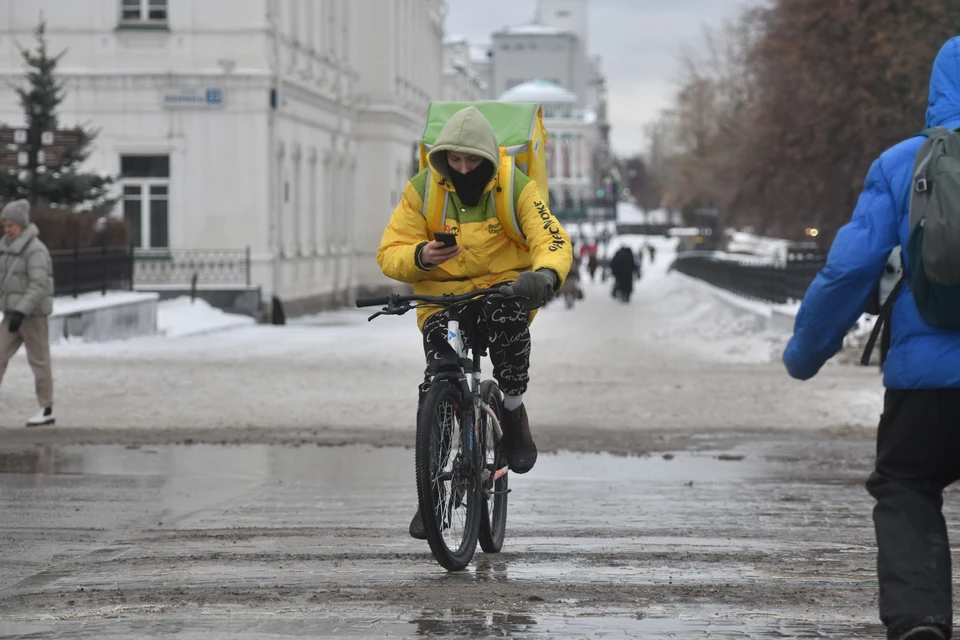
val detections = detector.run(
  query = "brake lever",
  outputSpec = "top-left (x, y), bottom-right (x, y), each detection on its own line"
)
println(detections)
top-left (367, 302), bottom-right (414, 321)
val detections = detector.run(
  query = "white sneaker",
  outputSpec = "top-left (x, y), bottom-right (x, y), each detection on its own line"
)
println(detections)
top-left (26, 408), bottom-right (55, 427)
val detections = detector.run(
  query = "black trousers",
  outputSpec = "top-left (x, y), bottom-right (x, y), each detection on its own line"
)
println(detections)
top-left (420, 297), bottom-right (531, 397)
top-left (866, 388), bottom-right (960, 638)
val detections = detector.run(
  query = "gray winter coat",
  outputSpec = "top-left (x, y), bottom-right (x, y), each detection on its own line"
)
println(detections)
top-left (0, 224), bottom-right (54, 316)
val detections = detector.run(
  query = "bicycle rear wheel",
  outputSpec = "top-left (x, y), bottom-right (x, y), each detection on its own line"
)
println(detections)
top-left (477, 380), bottom-right (508, 553)
top-left (415, 381), bottom-right (481, 571)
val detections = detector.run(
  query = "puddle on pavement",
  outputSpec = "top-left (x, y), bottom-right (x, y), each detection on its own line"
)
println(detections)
top-left (0, 440), bottom-right (900, 639)
top-left (0, 447), bottom-right (85, 475)
top-left (0, 613), bottom-right (888, 638)
top-left (0, 441), bottom-right (770, 481)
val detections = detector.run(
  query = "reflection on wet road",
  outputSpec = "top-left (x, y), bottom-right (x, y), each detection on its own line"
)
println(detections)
top-left (1, 437), bottom-right (956, 638)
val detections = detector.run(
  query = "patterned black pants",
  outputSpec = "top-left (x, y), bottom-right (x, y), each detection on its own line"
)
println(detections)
top-left (420, 297), bottom-right (531, 396)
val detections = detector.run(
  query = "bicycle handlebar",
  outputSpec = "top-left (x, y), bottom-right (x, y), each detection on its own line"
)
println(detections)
top-left (356, 287), bottom-right (504, 309)
top-left (355, 295), bottom-right (392, 308)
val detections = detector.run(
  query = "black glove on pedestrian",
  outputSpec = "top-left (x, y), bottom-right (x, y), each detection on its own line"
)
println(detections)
top-left (7, 311), bottom-right (23, 333)
top-left (499, 269), bottom-right (557, 310)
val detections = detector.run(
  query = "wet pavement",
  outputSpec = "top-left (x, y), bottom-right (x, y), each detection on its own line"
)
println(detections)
top-left (4, 434), bottom-right (957, 638)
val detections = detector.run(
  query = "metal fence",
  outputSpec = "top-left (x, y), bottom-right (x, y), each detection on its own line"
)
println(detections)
top-left (615, 223), bottom-right (674, 236)
top-left (672, 251), bottom-right (826, 304)
top-left (134, 247), bottom-right (252, 286)
top-left (554, 199), bottom-right (618, 223)
top-left (50, 246), bottom-right (135, 298)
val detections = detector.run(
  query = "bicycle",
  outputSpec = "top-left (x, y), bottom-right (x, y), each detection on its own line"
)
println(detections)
top-left (356, 288), bottom-right (512, 571)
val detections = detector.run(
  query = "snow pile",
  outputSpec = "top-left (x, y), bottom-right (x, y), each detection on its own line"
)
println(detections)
top-left (615, 202), bottom-right (681, 226)
top-left (157, 296), bottom-right (256, 338)
top-left (644, 278), bottom-right (790, 364)
top-left (616, 201), bottom-right (647, 223)
top-left (725, 230), bottom-right (791, 263)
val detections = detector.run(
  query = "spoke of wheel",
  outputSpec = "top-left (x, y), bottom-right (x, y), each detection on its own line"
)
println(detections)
top-left (430, 400), bottom-right (467, 548)
top-left (433, 402), bottom-right (459, 546)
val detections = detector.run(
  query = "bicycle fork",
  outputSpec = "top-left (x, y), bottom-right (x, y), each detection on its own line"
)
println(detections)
top-left (444, 315), bottom-right (508, 496)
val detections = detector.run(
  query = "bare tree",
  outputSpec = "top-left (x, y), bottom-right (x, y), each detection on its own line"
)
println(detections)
top-left (650, 0), bottom-right (960, 243)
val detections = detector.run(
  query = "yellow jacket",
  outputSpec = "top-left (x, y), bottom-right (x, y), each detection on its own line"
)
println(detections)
top-left (377, 107), bottom-right (573, 330)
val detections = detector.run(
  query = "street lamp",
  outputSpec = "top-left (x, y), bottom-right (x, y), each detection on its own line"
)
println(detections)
top-left (805, 227), bottom-right (820, 237)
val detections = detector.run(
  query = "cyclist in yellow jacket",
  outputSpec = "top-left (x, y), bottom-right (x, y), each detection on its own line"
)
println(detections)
top-left (377, 106), bottom-right (573, 539)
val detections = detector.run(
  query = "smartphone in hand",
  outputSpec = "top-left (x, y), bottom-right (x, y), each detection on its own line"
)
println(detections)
top-left (434, 232), bottom-right (458, 248)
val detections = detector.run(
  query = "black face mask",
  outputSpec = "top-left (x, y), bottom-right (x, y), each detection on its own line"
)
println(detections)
top-left (447, 160), bottom-right (495, 207)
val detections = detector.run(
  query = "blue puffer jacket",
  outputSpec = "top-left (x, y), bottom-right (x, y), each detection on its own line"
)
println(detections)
top-left (784, 37), bottom-right (960, 388)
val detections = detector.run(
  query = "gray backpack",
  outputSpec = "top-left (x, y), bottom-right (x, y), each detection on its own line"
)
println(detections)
top-left (861, 126), bottom-right (960, 367)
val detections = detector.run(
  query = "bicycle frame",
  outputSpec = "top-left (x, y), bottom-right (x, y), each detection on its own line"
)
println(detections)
top-left (357, 288), bottom-right (507, 486)
top-left (430, 303), bottom-right (504, 485)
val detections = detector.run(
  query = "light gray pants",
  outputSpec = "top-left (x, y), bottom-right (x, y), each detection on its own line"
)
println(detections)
top-left (0, 315), bottom-right (53, 408)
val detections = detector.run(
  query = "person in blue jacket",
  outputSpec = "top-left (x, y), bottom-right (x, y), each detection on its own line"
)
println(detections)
top-left (783, 37), bottom-right (960, 640)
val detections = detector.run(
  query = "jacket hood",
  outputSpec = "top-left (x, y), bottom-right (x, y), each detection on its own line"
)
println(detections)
top-left (927, 37), bottom-right (960, 128)
top-left (428, 106), bottom-right (501, 182)
top-left (0, 223), bottom-right (39, 253)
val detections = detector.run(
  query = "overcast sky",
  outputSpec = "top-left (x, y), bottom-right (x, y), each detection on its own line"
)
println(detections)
top-left (445, 0), bottom-right (754, 157)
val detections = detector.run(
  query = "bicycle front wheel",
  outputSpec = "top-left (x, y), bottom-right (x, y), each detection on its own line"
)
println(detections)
top-left (415, 382), bottom-right (481, 571)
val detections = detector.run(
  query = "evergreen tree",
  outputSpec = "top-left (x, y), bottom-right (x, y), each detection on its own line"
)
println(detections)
top-left (0, 22), bottom-right (115, 211)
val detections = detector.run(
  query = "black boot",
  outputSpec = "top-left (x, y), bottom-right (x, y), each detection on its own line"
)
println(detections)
top-left (409, 508), bottom-right (427, 540)
top-left (501, 404), bottom-right (537, 474)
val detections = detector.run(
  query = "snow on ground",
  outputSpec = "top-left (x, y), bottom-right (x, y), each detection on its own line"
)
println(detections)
top-left (0, 236), bottom-right (884, 432)
top-left (157, 296), bottom-right (256, 338)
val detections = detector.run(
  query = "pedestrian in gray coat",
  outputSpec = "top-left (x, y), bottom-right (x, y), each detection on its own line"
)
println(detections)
top-left (0, 200), bottom-right (55, 426)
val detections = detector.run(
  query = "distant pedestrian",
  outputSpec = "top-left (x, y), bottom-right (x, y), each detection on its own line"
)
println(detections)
top-left (560, 257), bottom-right (583, 309)
top-left (609, 246), bottom-right (639, 303)
top-left (0, 200), bottom-right (55, 427)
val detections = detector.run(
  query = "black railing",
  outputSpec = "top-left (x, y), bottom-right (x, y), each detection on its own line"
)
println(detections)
top-left (554, 199), bottom-right (618, 222)
top-left (50, 246), bottom-right (135, 298)
top-left (615, 223), bottom-right (674, 236)
top-left (672, 252), bottom-right (825, 304)
top-left (134, 247), bottom-right (252, 286)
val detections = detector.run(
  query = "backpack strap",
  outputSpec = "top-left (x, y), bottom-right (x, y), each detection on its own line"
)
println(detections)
top-left (0, 236), bottom-right (34, 294)
top-left (421, 166), bottom-right (450, 235)
top-left (860, 271), bottom-right (907, 367)
top-left (491, 158), bottom-right (526, 246)
top-left (420, 159), bottom-right (528, 247)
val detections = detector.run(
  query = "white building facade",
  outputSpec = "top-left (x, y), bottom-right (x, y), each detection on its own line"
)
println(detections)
top-left (486, 0), bottom-right (615, 222)
top-left (499, 80), bottom-right (594, 216)
top-left (0, 0), bottom-right (445, 316)
top-left (490, 25), bottom-right (586, 108)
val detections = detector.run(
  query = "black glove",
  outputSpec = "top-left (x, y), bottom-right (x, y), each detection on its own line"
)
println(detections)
top-left (499, 269), bottom-right (557, 310)
top-left (7, 311), bottom-right (23, 333)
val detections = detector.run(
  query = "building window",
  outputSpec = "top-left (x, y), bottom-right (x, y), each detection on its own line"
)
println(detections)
top-left (121, 155), bottom-right (170, 249)
top-left (121, 0), bottom-right (167, 24)
top-left (121, 0), bottom-right (166, 22)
